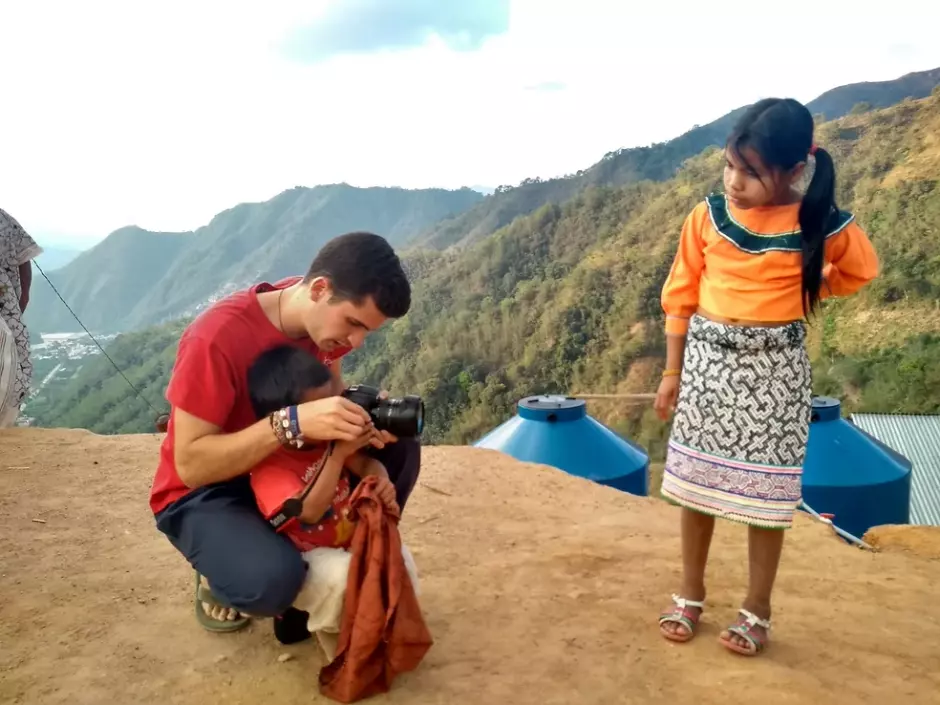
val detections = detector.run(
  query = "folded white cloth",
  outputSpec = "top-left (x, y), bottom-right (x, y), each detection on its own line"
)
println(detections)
top-left (293, 544), bottom-right (420, 661)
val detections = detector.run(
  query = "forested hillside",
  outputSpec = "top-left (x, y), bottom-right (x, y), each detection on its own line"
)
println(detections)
top-left (27, 93), bottom-right (940, 456)
top-left (409, 67), bottom-right (940, 251)
top-left (25, 184), bottom-right (483, 334)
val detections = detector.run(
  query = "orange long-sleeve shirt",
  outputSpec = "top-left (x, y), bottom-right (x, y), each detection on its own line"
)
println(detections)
top-left (661, 194), bottom-right (880, 336)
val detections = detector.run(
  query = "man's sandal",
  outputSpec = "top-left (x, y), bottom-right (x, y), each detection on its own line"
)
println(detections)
top-left (194, 571), bottom-right (250, 633)
top-left (720, 608), bottom-right (771, 656)
top-left (658, 594), bottom-right (705, 643)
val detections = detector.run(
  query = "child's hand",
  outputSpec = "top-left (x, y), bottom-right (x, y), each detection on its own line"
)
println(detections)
top-left (654, 376), bottom-right (680, 421)
top-left (333, 427), bottom-right (379, 460)
top-left (374, 477), bottom-right (400, 514)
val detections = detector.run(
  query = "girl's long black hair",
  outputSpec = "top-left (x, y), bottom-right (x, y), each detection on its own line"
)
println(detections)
top-left (725, 98), bottom-right (836, 317)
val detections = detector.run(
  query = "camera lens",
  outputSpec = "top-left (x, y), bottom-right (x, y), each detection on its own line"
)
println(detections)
top-left (373, 395), bottom-right (424, 437)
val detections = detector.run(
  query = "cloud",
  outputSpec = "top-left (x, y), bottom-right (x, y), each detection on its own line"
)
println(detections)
top-left (3, 0), bottom-right (940, 242)
top-left (524, 81), bottom-right (567, 92)
top-left (281, 0), bottom-right (510, 63)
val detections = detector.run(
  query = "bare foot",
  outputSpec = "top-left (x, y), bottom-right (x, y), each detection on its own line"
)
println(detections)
top-left (199, 575), bottom-right (246, 623)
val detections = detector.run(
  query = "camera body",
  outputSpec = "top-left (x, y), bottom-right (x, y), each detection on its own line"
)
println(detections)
top-left (341, 384), bottom-right (424, 438)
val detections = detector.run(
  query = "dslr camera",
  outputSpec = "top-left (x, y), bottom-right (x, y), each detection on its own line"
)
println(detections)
top-left (342, 384), bottom-right (424, 438)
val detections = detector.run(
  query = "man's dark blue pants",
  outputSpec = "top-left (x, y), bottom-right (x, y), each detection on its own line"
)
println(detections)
top-left (154, 437), bottom-right (421, 617)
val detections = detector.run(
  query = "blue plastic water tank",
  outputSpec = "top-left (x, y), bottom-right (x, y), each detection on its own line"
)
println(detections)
top-left (802, 396), bottom-right (912, 538)
top-left (473, 395), bottom-right (650, 497)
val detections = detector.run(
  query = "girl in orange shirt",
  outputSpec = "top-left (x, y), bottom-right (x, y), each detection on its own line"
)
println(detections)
top-left (654, 98), bottom-right (878, 656)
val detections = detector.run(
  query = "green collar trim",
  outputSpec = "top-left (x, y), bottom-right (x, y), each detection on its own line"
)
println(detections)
top-left (705, 194), bottom-right (854, 254)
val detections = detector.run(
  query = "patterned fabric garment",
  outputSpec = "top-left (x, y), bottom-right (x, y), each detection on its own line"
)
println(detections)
top-left (660, 314), bottom-right (812, 529)
top-left (0, 208), bottom-right (43, 422)
top-left (0, 317), bottom-right (20, 427)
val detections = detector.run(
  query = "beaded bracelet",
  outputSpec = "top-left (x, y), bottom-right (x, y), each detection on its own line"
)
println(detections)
top-left (270, 406), bottom-right (305, 449)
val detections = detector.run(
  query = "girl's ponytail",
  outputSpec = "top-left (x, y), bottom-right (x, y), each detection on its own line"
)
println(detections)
top-left (798, 146), bottom-right (836, 316)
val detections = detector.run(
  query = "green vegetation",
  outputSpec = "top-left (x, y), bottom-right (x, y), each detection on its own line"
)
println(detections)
top-left (24, 92), bottom-right (940, 459)
top-left (814, 333), bottom-right (940, 415)
top-left (25, 320), bottom-right (190, 434)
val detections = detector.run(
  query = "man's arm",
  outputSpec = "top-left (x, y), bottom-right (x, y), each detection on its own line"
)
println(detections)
top-left (18, 261), bottom-right (31, 312)
top-left (167, 332), bottom-right (280, 488)
top-left (170, 336), bottom-right (373, 489)
top-left (174, 408), bottom-right (281, 489)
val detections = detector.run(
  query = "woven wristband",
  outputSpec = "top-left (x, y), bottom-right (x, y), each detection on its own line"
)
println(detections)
top-left (271, 408), bottom-right (304, 449)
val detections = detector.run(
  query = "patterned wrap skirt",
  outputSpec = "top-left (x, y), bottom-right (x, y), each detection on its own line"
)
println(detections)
top-left (0, 317), bottom-right (20, 428)
top-left (660, 314), bottom-right (812, 529)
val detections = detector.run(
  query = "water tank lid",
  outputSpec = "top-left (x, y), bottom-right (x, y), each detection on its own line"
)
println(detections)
top-left (812, 396), bottom-right (842, 422)
top-left (518, 395), bottom-right (586, 422)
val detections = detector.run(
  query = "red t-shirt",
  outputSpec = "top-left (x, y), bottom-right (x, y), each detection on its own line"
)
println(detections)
top-left (148, 277), bottom-right (351, 515)
top-left (250, 448), bottom-right (358, 551)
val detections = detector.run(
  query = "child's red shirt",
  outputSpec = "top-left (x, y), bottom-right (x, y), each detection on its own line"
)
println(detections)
top-left (251, 447), bottom-right (357, 551)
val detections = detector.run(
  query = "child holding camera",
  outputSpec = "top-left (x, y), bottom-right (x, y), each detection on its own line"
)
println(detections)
top-left (246, 345), bottom-right (399, 552)
top-left (246, 345), bottom-right (421, 656)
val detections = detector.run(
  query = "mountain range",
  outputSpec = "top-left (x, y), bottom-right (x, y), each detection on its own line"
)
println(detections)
top-left (34, 246), bottom-right (83, 272)
top-left (408, 66), bottom-right (940, 251)
top-left (24, 66), bottom-right (940, 337)
top-left (24, 68), bottom-right (940, 445)
top-left (25, 185), bottom-right (483, 333)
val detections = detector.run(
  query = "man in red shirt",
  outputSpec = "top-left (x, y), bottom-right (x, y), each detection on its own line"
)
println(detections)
top-left (150, 231), bottom-right (420, 641)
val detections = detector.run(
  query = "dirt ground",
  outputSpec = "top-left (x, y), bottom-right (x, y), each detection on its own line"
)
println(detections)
top-left (2, 428), bottom-right (940, 705)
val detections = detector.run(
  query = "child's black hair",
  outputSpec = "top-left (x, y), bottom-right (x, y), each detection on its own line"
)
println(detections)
top-left (725, 98), bottom-right (836, 317)
top-left (247, 345), bottom-right (333, 420)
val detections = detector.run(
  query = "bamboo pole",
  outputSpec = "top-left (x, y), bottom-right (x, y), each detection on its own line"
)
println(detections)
top-left (569, 393), bottom-right (656, 402)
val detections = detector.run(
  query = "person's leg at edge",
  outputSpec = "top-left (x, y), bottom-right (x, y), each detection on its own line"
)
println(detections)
top-left (661, 507), bottom-right (715, 639)
top-left (719, 525), bottom-right (785, 654)
top-left (155, 479), bottom-right (308, 630)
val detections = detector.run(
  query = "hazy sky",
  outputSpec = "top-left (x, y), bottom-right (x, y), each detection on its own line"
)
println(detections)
top-left (2, 0), bottom-right (939, 248)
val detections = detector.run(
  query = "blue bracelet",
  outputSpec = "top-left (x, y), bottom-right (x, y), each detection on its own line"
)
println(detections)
top-left (287, 405), bottom-right (303, 446)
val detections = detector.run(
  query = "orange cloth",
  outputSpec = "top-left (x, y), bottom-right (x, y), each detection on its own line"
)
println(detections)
top-left (318, 476), bottom-right (433, 703)
top-left (661, 195), bottom-right (880, 336)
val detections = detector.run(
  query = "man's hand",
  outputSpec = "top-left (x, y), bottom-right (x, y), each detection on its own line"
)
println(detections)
top-left (297, 396), bottom-right (373, 442)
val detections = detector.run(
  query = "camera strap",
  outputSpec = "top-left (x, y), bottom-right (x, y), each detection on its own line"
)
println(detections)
top-left (268, 441), bottom-right (336, 530)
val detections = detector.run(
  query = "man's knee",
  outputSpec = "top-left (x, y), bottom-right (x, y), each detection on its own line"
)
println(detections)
top-left (220, 547), bottom-right (307, 617)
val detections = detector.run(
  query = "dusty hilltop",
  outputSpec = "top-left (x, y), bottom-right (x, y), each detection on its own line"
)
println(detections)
top-left (1, 428), bottom-right (939, 705)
